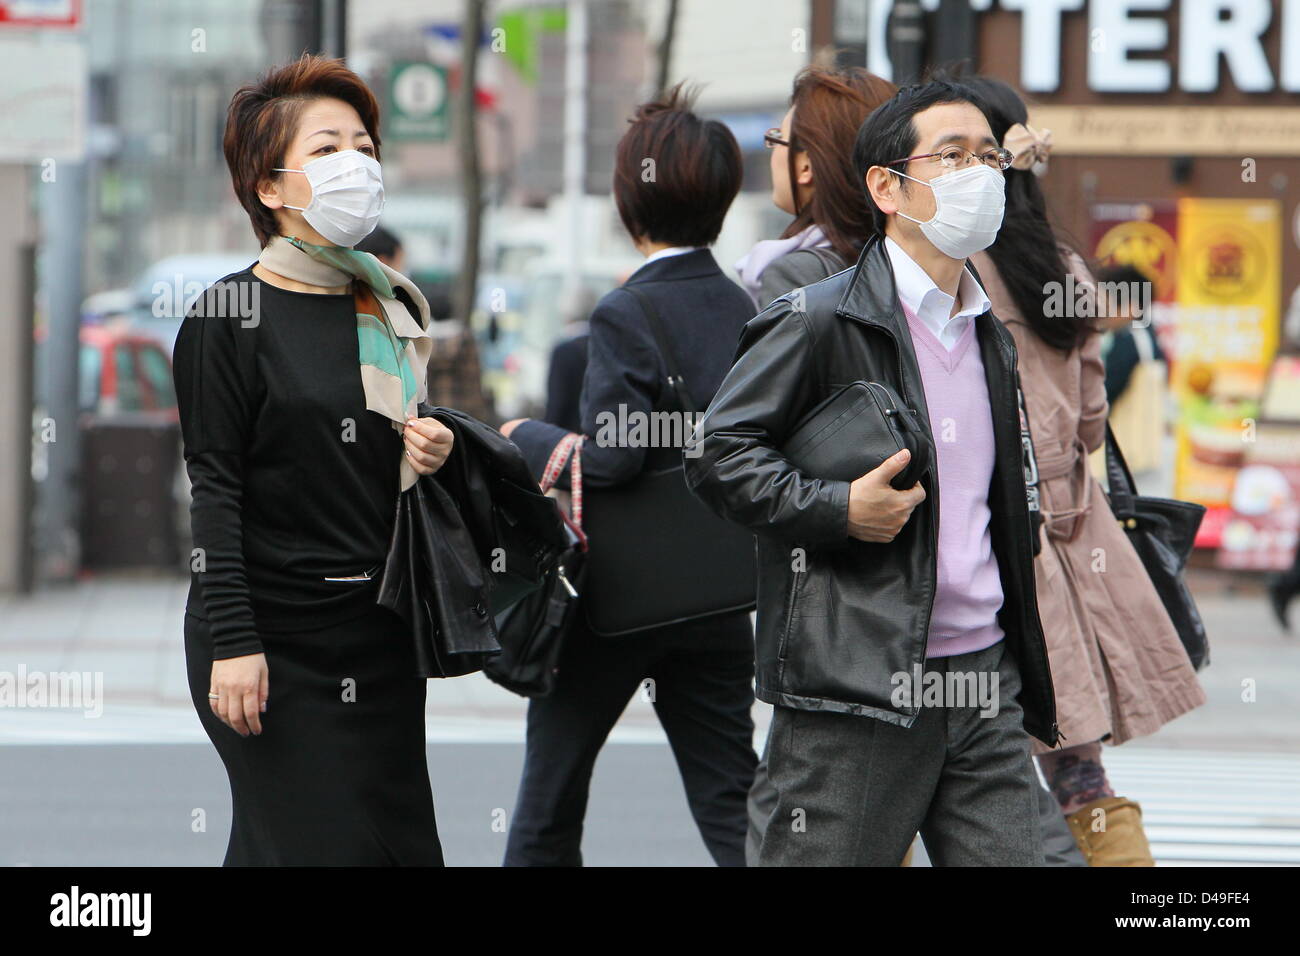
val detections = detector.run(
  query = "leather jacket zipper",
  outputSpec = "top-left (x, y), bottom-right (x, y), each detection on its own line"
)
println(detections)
top-left (1003, 351), bottom-right (1060, 746)
top-left (868, 323), bottom-right (939, 712)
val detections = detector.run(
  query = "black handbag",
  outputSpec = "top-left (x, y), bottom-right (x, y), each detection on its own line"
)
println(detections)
top-left (581, 287), bottom-right (758, 637)
top-left (1104, 422), bottom-right (1210, 670)
top-left (783, 380), bottom-right (933, 489)
top-left (484, 433), bottom-right (587, 697)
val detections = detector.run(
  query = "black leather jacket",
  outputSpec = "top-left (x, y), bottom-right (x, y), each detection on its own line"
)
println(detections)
top-left (686, 237), bottom-right (1058, 746)
top-left (378, 405), bottom-right (568, 679)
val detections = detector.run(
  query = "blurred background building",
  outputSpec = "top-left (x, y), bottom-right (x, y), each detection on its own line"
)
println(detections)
top-left (1, 0), bottom-right (1299, 590)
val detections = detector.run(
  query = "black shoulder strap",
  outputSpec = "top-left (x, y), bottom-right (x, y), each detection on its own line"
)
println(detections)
top-left (624, 285), bottom-right (695, 415)
top-left (1104, 421), bottom-right (1138, 514)
top-left (1015, 368), bottom-right (1044, 555)
top-left (806, 245), bottom-right (846, 276)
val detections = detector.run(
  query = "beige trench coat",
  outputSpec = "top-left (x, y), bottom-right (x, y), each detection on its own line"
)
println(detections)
top-left (972, 251), bottom-right (1205, 753)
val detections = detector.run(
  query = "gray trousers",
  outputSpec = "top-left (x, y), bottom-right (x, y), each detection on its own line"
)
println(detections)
top-left (757, 640), bottom-right (1044, 866)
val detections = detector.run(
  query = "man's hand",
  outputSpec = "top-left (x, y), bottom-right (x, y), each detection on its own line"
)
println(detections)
top-left (847, 449), bottom-right (926, 543)
top-left (404, 417), bottom-right (454, 474)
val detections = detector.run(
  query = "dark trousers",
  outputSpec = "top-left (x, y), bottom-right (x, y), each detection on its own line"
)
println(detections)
top-left (1275, 547), bottom-right (1300, 598)
top-left (747, 730), bottom-right (1086, 866)
top-left (503, 611), bottom-right (757, 866)
top-left (759, 640), bottom-right (1042, 866)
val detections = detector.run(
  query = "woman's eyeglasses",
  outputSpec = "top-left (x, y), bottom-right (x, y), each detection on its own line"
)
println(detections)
top-left (887, 144), bottom-right (1015, 171)
top-left (764, 127), bottom-right (791, 149)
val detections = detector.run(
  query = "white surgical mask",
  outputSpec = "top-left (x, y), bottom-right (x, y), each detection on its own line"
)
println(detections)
top-left (893, 162), bottom-right (1005, 260)
top-left (274, 149), bottom-right (384, 247)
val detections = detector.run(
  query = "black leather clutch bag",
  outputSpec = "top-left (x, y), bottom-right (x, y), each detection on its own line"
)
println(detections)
top-left (783, 381), bottom-right (932, 489)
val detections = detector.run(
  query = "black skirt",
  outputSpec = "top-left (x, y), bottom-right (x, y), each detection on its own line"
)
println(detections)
top-left (185, 604), bottom-right (444, 866)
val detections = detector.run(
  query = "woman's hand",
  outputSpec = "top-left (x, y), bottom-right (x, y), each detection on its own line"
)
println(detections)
top-left (404, 417), bottom-right (454, 474)
top-left (210, 653), bottom-right (269, 737)
top-left (500, 418), bottom-right (528, 439)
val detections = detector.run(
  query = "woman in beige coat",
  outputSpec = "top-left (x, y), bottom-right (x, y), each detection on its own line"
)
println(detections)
top-left (968, 76), bottom-right (1205, 865)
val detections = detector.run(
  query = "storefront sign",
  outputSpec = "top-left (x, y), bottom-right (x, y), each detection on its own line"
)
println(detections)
top-left (1170, 198), bottom-right (1282, 546)
top-left (1005, 0), bottom-right (1300, 94)
top-left (1030, 104), bottom-right (1300, 156)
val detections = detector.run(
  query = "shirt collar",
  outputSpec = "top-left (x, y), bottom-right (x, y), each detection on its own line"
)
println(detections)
top-left (635, 245), bottom-right (703, 273)
top-left (883, 236), bottom-right (990, 327)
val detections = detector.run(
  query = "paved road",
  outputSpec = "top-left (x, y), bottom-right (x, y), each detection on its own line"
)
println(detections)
top-left (3, 736), bottom-right (1297, 866)
top-left (2, 569), bottom-right (1298, 865)
top-left (0, 741), bottom-right (718, 867)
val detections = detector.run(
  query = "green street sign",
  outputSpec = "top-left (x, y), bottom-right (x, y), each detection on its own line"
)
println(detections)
top-left (387, 61), bottom-right (450, 142)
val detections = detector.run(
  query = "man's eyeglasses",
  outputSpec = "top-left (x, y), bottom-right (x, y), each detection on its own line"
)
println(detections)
top-left (887, 144), bottom-right (1015, 171)
top-left (764, 127), bottom-right (791, 149)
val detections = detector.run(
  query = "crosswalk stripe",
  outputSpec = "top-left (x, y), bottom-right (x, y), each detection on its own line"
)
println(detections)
top-left (1100, 749), bottom-right (1300, 866)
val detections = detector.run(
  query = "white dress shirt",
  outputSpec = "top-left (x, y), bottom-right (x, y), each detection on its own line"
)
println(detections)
top-left (884, 236), bottom-right (991, 351)
top-left (631, 245), bottom-right (703, 277)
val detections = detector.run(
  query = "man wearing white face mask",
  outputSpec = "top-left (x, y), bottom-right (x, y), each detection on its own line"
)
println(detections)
top-left (686, 80), bottom-right (1055, 865)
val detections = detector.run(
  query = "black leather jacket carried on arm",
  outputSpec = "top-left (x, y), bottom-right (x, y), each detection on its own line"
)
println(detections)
top-left (685, 237), bottom-right (1058, 746)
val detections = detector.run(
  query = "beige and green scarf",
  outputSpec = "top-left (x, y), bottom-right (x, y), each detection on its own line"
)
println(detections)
top-left (258, 234), bottom-right (433, 491)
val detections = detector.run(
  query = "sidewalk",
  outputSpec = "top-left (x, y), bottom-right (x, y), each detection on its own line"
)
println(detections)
top-left (1, 568), bottom-right (1297, 750)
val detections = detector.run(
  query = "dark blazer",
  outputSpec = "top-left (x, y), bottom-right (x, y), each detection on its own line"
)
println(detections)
top-left (685, 236), bottom-right (1057, 746)
top-left (511, 249), bottom-right (756, 488)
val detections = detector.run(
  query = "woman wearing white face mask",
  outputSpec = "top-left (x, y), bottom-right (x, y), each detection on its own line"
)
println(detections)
top-left (965, 75), bottom-right (1204, 866)
top-left (172, 55), bottom-right (452, 865)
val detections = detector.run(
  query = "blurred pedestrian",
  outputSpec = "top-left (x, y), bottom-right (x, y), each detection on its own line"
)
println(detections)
top-left (1095, 262), bottom-right (1168, 482)
top-left (1269, 537), bottom-right (1300, 631)
top-left (1267, 290), bottom-right (1300, 631)
top-left (688, 79), bottom-right (1055, 866)
top-left (737, 62), bottom-right (899, 866)
top-left (355, 223), bottom-right (407, 273)
top-left (968, 75), bottom-right (1205, 866)
top-left (541, 286), bottom-right (602, 434)
top-left (498, 85), bottom-right (757, 866)
top-left (735, 65), bottom-right (896, 309)
top-left (174, 55), bottom-right (452, 865)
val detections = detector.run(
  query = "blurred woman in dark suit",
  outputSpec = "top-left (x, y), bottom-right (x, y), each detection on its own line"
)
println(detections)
top-left (498, 85), bottom-right (757, 866)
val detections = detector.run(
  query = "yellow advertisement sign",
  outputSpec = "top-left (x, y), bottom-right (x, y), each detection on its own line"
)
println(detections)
top-left (1172, 198), bottom-right (1281, 537)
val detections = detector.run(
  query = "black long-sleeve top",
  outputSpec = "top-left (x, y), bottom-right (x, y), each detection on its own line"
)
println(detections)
top-left (172, 267), bottom-right (403, 659)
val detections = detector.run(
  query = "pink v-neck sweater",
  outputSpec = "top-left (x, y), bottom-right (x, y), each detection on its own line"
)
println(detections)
top-left (901, 304), bottom-right (1006, 659)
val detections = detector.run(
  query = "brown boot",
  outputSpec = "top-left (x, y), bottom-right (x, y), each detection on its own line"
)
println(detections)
top-left (1065, 797), bottom-right (1155, 866)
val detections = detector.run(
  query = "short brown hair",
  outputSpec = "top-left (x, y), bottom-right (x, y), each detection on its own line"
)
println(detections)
top-left (223, 55), bottom-right (382, 247)
top-left (612, 84), bottom-right (742, 248)
top-left (784, 65), bottom-right (896, 264)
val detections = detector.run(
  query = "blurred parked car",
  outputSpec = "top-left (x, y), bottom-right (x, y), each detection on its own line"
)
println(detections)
top-left (33, 320), bottom-right (187, 572)
top-left (78, 324), bottom-right (179, 420)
